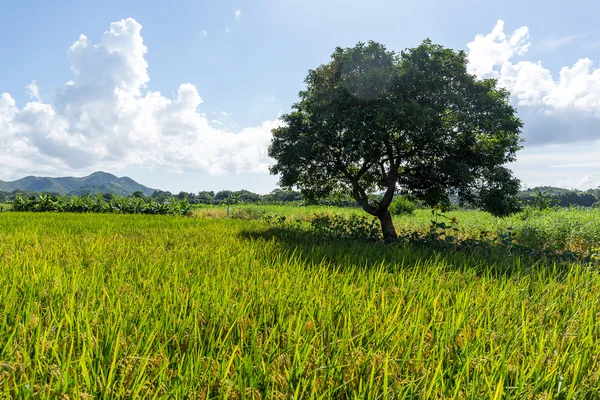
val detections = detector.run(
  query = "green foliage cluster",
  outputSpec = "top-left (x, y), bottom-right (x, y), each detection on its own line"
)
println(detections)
top-left (10, 193), bottom-right (192, 215)
top-left (0, 189), bottom-right (61, 203)
top-left (388, 197), bottom-right (416, 215)
top-left (2, 211), bottom-right (600, 397)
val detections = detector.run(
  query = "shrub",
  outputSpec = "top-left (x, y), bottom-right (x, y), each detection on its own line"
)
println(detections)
top-left (389, 197), bottom-right (416, 215)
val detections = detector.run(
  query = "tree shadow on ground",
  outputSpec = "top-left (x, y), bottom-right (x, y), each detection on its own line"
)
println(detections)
top-left (239, 225), bottom-right (577, 278)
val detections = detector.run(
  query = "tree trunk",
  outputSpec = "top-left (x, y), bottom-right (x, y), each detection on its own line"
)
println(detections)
top-left (377, 208), bottom-right (397, 243)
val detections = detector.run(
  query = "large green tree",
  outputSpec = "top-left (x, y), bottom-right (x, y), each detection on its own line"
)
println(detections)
top-left (269, 40), bottom-right (523, 241)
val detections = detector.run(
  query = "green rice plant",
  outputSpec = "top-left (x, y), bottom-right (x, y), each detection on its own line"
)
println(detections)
top-left (1, 210), bottom-right (600, 397)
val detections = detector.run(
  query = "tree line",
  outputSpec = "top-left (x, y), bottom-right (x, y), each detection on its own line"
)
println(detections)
top-left (149, 189), bottom-right (365, 207)
top-left (0, 188), bottom-right (356, 207)
top-left (4, 186), bottom-right (600, 210)
top-left (518, 187), bottom-right (600, 209)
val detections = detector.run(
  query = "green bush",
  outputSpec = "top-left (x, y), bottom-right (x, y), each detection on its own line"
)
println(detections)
top-left (389, 197), bottom-right (416, 215)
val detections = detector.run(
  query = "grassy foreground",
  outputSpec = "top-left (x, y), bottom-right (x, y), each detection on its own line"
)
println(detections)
top-left (1, 211), bottom-right (600, 398)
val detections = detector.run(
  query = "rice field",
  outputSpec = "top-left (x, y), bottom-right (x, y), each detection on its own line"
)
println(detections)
top-left (1, 207), bottom-right (600, 398)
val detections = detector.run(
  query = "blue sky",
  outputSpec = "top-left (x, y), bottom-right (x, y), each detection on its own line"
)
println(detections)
top-left (1, 0), bottom-right (600, 193)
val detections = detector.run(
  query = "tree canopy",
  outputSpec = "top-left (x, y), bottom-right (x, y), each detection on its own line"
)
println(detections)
top-left (269, 40), bottom-right (523, 241)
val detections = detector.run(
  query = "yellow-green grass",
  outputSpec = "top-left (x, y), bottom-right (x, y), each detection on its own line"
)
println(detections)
top-left (221, 204), bottom-right (600, 252)
top-left (1, 211), bottom-right (600, 398)
top-left (193, 204), bottom-right (364, 221)
top-left (393, 207), bottom-right (600, 251)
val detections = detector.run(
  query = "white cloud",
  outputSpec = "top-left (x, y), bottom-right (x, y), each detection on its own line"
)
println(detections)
top-left (0, 18), bottom-right (279, 180)
top-left (234, 9), bottom-right (242, 20)
top-left (466, 20), bottom-right (530, 79)
top-left (201, 29), bottom-right (208, 37)
top-left (25, 80), bottom-right (40, 101)
top-left (467, 20), bottom-right (600, 145)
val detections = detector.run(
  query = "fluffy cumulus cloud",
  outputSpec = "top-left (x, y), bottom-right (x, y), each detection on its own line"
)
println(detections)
top-left (467, 20), bottom-right (600, 145)
top-left (0, 18), bottom-right (279, 179)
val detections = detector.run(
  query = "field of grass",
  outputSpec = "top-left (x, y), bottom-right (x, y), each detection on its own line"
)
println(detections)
top-left (1, 208), bottom-right (600, 398)
top-left (216, 204), bottom-right (600, 253)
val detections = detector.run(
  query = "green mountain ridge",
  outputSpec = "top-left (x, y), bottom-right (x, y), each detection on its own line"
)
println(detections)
top-left (0, 172), bottom-right (157, 196)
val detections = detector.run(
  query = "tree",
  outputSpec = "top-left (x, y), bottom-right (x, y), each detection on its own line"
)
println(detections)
top-left (236, 190), bottom-right (261, 203)
top-left (214, 190), bottom-right (232, 203)
top-left (151, 190), bottom-right (172, 203)
top-left (269, 40), bottom-right (523, 241)
top-left (265, 189), bottom-right (286, 202)
top-left (197, 191), bottom-right (215, 204)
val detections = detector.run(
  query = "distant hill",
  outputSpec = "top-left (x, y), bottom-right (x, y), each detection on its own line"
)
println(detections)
top-left (521, 186), bottom-right (574, 195)
top-left (0, 171), bottom-right (157, 196)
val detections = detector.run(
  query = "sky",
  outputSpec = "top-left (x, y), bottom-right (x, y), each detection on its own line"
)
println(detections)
top-left (1, 0), bottom-right (600, 193)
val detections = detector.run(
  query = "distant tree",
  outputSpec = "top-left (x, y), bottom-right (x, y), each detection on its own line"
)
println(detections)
top-left (269, 40), bottom-right (523, 241)
top-left (132, 191), bottom-right (145, 198)
top-left (265, 189), bottom-right (286, 202)
top-left (557, 192), bottom-right (596, 208)
top-left (282, 190), bottom-right (302, 202)
top-left (151, 190), bottom-right (172, 203)
top-left (236, 190), bottom-right (261, 203)
top-left (214, 190), bottom-right (232, 203)
top-left (197, 191), bottom-right (215, 204)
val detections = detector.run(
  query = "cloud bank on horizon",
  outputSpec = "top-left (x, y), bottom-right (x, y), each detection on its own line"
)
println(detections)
top-left (0, 18), bottom-right (599, 185)
top-left (0, 18), bottom-right (279, 180)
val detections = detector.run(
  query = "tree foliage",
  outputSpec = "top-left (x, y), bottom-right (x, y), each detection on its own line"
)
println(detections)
top-left (269, 40), bottom-right (523, 240)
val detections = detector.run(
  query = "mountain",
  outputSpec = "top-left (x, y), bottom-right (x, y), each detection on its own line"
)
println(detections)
top-left (0, 171), bottom-right (157, 196)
